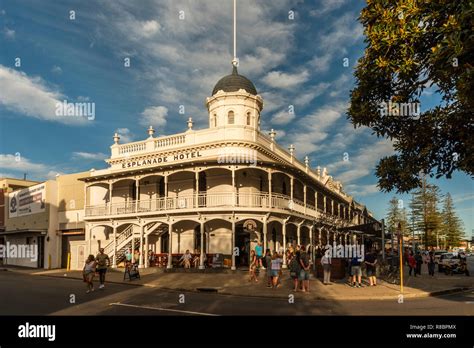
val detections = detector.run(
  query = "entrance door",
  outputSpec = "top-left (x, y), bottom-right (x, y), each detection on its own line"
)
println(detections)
top-left (161, 232), bottom-right (169, 254)
top-left (235, 226), bottom-right (250, 267)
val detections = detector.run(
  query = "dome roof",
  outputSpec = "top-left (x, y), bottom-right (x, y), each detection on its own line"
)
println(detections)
top-left (212, 66), bottom-right (257, 96)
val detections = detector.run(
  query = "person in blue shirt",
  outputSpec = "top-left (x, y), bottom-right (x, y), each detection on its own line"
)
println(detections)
top-left (255, 241), bottom-right (263, 268)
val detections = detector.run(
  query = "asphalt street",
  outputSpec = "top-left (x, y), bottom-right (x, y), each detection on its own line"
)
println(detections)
top-left (0, 271), bottom-right (473, 316)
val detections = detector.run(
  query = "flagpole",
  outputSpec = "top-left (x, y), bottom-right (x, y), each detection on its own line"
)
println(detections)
top-left (232, 0), bottom-right (238, 66)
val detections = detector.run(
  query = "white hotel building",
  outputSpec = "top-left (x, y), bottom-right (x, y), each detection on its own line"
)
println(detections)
top-left (81, 65), bottom-right (377, 270)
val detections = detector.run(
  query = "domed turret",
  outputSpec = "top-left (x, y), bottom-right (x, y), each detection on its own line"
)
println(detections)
top-left (212, 66), bottom-right (257, 96)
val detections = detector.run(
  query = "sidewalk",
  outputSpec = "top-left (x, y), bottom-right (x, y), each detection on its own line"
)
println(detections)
top-left (3, 265), bottom-right (472, 301)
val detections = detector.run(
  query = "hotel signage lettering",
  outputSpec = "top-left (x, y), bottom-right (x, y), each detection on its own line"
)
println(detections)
top-left (122, 151), bottom-right (202, 168)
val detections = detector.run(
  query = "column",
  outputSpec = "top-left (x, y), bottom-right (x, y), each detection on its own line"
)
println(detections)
top-left (303, 185), bottom-right (307, 214)
top-left (309, 225), bottom-right (313, 248)
top-left (263, 216), bottom-right (268, 252)
top-left (164, 176), bottom-right (168, 209)
top-left (135, 179), bottom-right (140, 212)
top-left (315, 191), bottom-right (318, 211)
top-left (231, 218), bottom-right (236, 270)
top-left (297, 223), bottom-right (301, 245)
top-left (87, 224), bottom-right (92, 256)
top-left (331, 199), bottom-right (334, 215)
top-left (318, 229), bottom-right (322, 247)
top-left (323, 195), bottom-right (327, 213)
top-left (112, 225), bottom-right (117, 268)
top-left (327, 229), bottom-right (330, 245)
top-left (232, 168), bottom-right (236, 206)
top-left (139, 225), bottom-right (144, 268)
top-left (282, 221), bottom-right (287, 268)
top-left (144, 232), bottom-right (149, 268)
top-left (108, 183), bottom-right (112, 215)
top-left (167, 222), bottom-right (173, 268)
top-left (290, 176), bottom-right (294, 202)
top-left (199, 220), bottom-right (205, 269)
top-left (195, 171), bottom-right (199, 208)
top-left (268, 171), bottom-right (272, 208)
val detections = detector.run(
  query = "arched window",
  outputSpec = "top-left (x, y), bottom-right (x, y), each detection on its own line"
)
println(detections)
top-left (246, 112), bottom-right (251, 126)
top-left (228, 110), bottom-right (235, 124)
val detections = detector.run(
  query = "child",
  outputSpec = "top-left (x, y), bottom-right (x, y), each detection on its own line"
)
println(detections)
top-left (83, 254), bottom-right (96, 293)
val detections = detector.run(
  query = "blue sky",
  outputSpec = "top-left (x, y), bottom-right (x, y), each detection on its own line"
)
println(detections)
top-left (0, 0), bottom-right (472, 238)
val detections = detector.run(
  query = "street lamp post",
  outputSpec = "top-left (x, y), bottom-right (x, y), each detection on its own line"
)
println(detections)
top-left (398, 222), bottom-right (404, 294)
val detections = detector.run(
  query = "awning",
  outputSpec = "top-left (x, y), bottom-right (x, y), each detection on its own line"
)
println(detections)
top-left (0, 229), bottom-right (47, 236)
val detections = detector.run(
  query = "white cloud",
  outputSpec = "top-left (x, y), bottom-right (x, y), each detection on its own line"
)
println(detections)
top-left (310, 0), bottom-right (348, 17)
top-left (115, 128), bottom-right (133, 143)
top-left (271, 109), bottom-right (295, 125)
top-left (328, 139), bottom-right (395, 184)
top-left (72, 152), bottom-right (108, 161)
top-left (141, 20), bottom-right (160, 37)
top-left (51, 65), bottom-right (62, 74)
top-left (0, 154), bottom-right (60, 180)
top-left (345, 183), bottom-right (379, 197)
top-left (140, 106), bottom-right (168, 128)
top-left (0, 65), bottom-right (86, 125)
top-left (3, 27), bottom-right (15, 39)
top-left (262, 70), bottom-right (309, 89)
top-left (453, 193), bottom-right (474, 204)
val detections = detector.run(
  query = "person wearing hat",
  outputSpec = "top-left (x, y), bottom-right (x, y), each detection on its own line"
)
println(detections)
top-left (96, 248), bottom-right (110, 289)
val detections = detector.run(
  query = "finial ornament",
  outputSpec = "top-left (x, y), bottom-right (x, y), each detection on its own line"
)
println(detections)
top-left (187, 117), bottom-right (193, 130)
top-left (289, 144), bottom-right (295, 156)
top-left (304, 156), bottom-right (309, 167)
top-left (113, 132), bottom-right (120, 144)
top-left (147, 126), bottom-right (155, 138)
top-left (269, 129), bottom-right (276, 141)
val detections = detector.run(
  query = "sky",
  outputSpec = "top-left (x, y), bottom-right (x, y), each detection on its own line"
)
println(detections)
top-left (0, 0), bottom-right (472, 238)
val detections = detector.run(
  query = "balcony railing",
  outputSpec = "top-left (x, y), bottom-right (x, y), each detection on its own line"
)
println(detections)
top-left (85, 192), bottom-right (332, 218)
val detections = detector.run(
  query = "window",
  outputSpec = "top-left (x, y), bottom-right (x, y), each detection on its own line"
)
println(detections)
top-left (228, 110), bottom-right (235, 124)
top-left (213, 114), bottom-right (217, 127)
top-left (246, 112), bottom-right (251, 126)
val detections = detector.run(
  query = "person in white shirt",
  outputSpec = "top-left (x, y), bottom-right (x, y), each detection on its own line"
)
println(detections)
top-left (321, 249), bottom-right (332, 285)
top-left (180, 250), bottom-right (192, 268)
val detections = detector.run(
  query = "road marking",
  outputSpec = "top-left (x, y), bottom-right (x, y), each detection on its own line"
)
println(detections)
top-left (109, 302), bottom-right (219, 316)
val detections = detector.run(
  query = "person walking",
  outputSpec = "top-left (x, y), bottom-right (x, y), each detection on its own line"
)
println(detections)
top-left (289, 250), bottom-right (301, 291)
top-left (264, 249), bottom-right (273, 287)
top-left (270, 251), bottom-right (283, 288)
top-left (299, 245), bottom-right (311, 292)
top-left (364, 249), bottom-right (378, 286)
top-left (249, 250), bottom-right (258, 282)
top-left (95, 248), bottom-right (110, 290)
top-left (350, 256), bottom-right (362, 287)
top-left (427, 251), bottom-right (436, 276)
top-left (255, 242), bottom-right (264, 269)
top-left (83, 255), bottom-right (96, 294)
top-left (408, 251), bottom-right (416, 277)
top-left (321, 248), bottom-right (332, 285)
top-left (415, 251), bottom-right (423, 276)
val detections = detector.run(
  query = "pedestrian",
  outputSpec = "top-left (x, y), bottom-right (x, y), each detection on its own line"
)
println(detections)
top-left (270, 251), bottom-right (283, 288)
top-left (364, 249), bottom-right (377, 286)
top-left (133, 249), bottom-right (140, 264)
top-left (125, 248), bottom-right (132, 266)
top-left (264, 249), bottom-right (272, 287)
top-left (95, 248), bottom-right (110, 290)
top-left (299, 245), bottom-right (311, 292)
top-left (83, 254), bottom-right (96, 293)
top-left (289, 250), bottom-right (301, 291)
top-left (415, 251), bottom-right (423, 276)
top-left (249, 250), bottom-right (258, 282)
top-left (255, 241), bottom-right (264, 268)
top-left (350, 256), bottom-right (363, 288)
top-left (427, 251), bottom-right (435, 276)
top-left (408, 251), bottom-right (416, 276)
top-left (180, 249), bottom-right (192, 268)
top-left (321, 248), bottom-right (332, 285)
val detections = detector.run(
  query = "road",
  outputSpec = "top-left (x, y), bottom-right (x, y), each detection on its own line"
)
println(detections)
top-left (0, 271), bottom-right (473, 316)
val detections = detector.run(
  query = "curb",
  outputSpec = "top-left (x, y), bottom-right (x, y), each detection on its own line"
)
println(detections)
top-left (6, 268), bottom-right (471, 301)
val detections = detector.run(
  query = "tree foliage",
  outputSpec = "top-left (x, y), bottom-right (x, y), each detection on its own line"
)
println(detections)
top-left (348, 0), bottom-right (474, 193)
top-left (440, 193), bottom-right (465, 248)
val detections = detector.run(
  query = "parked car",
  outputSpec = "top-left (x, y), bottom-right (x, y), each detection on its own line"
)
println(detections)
top-left (438, 253), bottom-right (460, 272)
top-left (434, 250), bottom-right (448, 264)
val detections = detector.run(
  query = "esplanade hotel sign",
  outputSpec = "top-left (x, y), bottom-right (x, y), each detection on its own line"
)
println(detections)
top-left (81, 62), bottom-right (378, 271)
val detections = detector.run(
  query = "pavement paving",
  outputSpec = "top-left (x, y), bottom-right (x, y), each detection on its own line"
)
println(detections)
top-left (3, 260), bottom-right (473, 302)
top-left (0, 271), bottom-right (473, 316)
